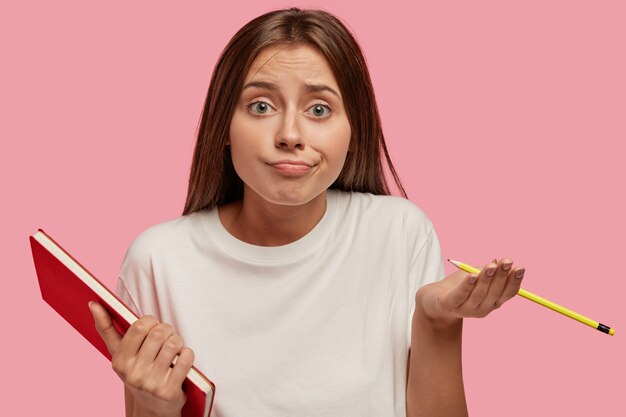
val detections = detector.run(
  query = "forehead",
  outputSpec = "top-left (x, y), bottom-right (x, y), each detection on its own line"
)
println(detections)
top-left (245, 43), bottom-right (338, 86)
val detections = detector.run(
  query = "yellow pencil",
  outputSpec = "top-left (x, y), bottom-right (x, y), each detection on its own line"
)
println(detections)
top-left (448, 259), bottom-right (615, 336)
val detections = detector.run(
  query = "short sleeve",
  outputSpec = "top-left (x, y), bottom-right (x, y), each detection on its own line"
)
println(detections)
top-left (406, 226), bottom-right (445, 345)
top-left (409, 226), bottom-right (445, 290)
top-left (115, 277), bottom-right (141, 316)
top-left (114, 231), bottom-right (160, 319)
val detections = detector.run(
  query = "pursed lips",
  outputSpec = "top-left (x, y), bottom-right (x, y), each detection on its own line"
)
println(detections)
top-left (268, 159), bottom-right (317, 175)
top-left (269, 159), bottom-right (315, 167)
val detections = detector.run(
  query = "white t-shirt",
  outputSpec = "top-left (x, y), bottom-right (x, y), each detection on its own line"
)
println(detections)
top-left (116, 189), bottom-right (444, 417)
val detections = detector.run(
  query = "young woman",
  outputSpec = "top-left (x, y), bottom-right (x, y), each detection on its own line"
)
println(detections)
top-left (90, 7), bottom-right (525, 417)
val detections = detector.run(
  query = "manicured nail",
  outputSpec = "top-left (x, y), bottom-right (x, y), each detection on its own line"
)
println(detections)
top-left (515, 268), bottom-right (525, 279)
top-left (502, 262), bottom-right (512, 271)
top-left (469, 274), bottom-right (478, 284)
top-left (486, 267), bottom-right (496, 277)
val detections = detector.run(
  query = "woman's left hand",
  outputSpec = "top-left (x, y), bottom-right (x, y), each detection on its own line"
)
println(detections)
top-left (416, 257), bottom-right (526, 324)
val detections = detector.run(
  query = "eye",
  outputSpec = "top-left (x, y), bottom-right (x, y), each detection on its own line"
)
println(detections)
top-left (307, 103), bottom-right (332, 118)
top-left (247, 100), bottom-right (332, 118)
top-left (248, 101), bottom-right (273, 115)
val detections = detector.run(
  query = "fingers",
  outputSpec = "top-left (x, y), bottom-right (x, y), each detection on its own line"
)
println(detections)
top-left (169, 347), bottom-right (195, 387)
top-left (477, 259), bottom-right (514, 310)
top-left (153, 332), bottom-right (183, 370)
top-left (89, 301), bottom-right (123, 356)
top-left (135, 323), bottom-right (175, 368)
top-left (455, 257), bottom-right (526, 317)
top-left (495, 263), bottom-right (525, 306)
top-left (114, 318), bottom-right (189, 390)
top-left (116, 315), bottom-right (160, 360)
top-left (464, 262), bottom-right (495, 309)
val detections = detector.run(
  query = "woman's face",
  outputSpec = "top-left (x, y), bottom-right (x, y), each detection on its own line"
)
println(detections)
top-left (228, 43), bottom-right (351, 207)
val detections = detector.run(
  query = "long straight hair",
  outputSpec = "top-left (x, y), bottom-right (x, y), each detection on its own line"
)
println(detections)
top-left (183, 7), bottom-right (407, 215)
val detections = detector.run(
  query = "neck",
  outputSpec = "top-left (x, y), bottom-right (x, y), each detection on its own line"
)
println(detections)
top-left (218, 190), bottom-right (328, 246)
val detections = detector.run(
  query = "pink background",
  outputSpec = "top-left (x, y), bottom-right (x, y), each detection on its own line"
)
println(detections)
top-left (2, 1), bottom-right (624, 415)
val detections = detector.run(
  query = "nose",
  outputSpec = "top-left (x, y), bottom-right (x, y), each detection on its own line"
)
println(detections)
top-left (275, 107), bottom-right (305, 150)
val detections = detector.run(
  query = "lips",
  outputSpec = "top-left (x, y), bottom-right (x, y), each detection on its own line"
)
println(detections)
top-left (269, 159), bottom-right (314, 167)
top-left (268, 160), bottom-right (316, 176)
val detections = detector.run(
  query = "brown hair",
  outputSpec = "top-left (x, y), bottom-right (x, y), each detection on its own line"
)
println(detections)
top-left (183, 7), bottom-right (407, 215)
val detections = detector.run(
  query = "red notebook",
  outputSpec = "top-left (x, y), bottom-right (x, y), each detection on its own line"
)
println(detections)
top-left (30, 229), bottom-right (215, 417)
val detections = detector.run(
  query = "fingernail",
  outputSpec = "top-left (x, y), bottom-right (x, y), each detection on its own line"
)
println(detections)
top-left (515, 269), bottom-right (525, 279)
top-left (502, 262), bottom-right (512, 271)
top-left (88, 301), bottom-right (94, 308)
top-left (486, 267), bottom-right (496, 277)
top-left (469, 274), bottom-right (478, 284)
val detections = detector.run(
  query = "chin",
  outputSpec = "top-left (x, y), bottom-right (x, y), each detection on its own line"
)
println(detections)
top-left (270, 191), bottom-right (318, 206)
top-left (255, 186), bottom-right (325, 207)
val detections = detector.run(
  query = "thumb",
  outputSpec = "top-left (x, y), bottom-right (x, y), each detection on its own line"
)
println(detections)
top-left (89, 301), bottom-right (122, 356)
top-left (443, 273), bottom-right (476, 309)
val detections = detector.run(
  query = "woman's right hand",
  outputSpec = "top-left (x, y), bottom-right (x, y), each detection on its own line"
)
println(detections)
top-left (89, 301), bottom-right (195, 417)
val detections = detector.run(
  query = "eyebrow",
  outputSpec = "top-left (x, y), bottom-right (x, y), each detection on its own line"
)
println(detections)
top-left (242, 80), bottom-right (341, 99)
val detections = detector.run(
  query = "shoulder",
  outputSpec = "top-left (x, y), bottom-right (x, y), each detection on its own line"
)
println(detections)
top-left (122, 210), bottom-right (209, 263)
top-left (331, 190), bottom-right (434, 233)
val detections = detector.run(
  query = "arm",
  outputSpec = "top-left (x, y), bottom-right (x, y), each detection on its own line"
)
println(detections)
top-left (406, 297), bottom-right (467, 417)
top-left (126, 386), bottom-right (181, 417)
top-left (406, 258), bottom-right (525, 417)
top-left (124, 385), bottom-right (134, 417)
